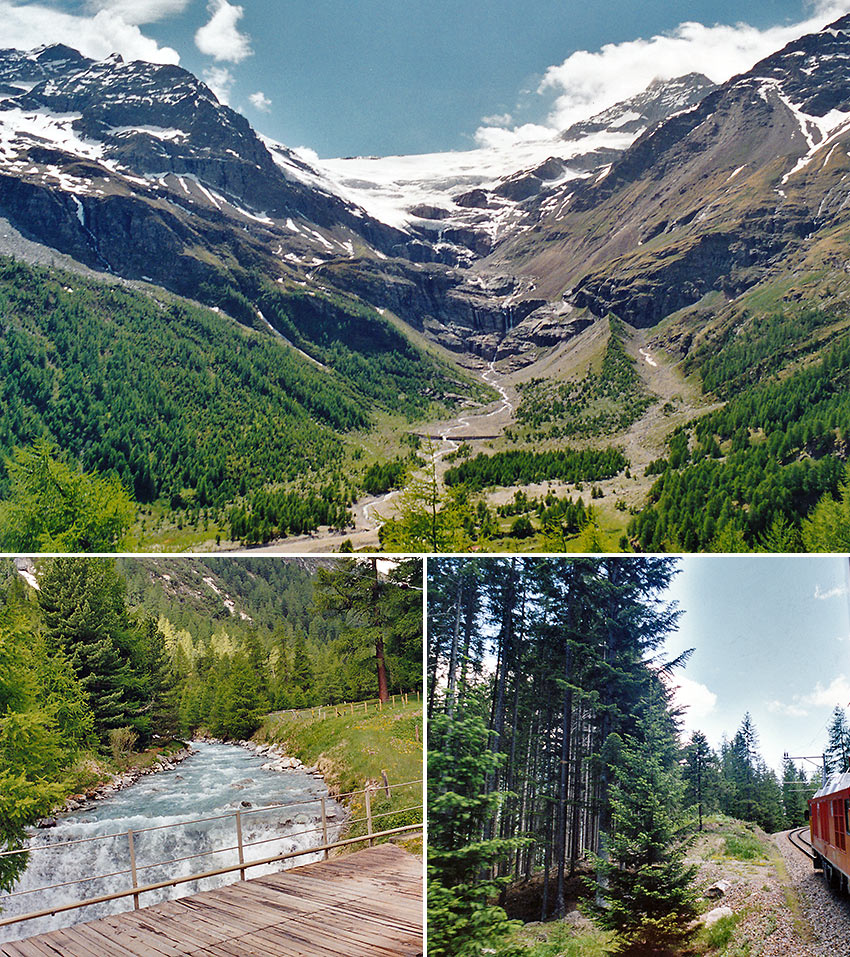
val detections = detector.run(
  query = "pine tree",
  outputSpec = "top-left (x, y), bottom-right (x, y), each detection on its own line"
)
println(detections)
top-left (0, 439), bottom-right (135, 552)
top-left (781, 758), bottom-right (811, 828)
top-left (37, 558), bottom-right (139, 741)
top-left (802, 464), bottom-right (850, 551)
top-left (428, 711), bottom-right (526, 957)
top-left (0, 598), bottom-right (88, 891)
top-left (586, 687), bottom-right (698, 956)
top-left (682, 731), bottom-right (719, 830)
top-left (824, 706), bottom-right (850, 776)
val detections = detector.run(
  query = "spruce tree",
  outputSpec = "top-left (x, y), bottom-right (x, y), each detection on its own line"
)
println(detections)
top-left (37, 558), bottom-right (139, 741)
top-left (682, 731), bottom-right (719, 830)
top-left (428, 711), bottom-right (525, 957)
top-left (824, 706), bottom-right (850, 776)
top-left (586, 687), bottom-right (698, 955)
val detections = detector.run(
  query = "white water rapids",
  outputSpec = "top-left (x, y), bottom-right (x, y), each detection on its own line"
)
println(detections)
top-left (0, 742), bottom-right (345, 943)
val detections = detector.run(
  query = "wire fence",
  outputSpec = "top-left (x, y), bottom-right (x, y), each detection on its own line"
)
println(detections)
top-left (270, 691), bottom-right (421, 723)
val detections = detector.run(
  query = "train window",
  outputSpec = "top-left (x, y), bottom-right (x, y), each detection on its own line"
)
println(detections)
top-left (834, 798), bottom-right (847, 851)
top-left (845, 799), bottom-right (850, 837)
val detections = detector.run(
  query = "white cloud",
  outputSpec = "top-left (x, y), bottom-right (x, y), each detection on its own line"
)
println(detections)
top-left (670, 674), bottom-right (717, 722)
top-left (0, 3), bottom-right (180, 63)
top-left (481, 112), bottom-right (513, 128)
top-left (203, 65), bottom-right (234, 104)
top-left (249, 90), bottom-right (271, 113)
top-left (765, 675), bottom-right (850, 718)
top-left (800, 674), bottom-right (850, 709)
top-left (815, 583), bottom-right (848, 600)
top-left (84, 0), bottom-right (192, 25)
top-left (767, 699), bottom-right (810, 718)
top-left (475, 3), bottom-right (850, 147)
top-left (195, 0), bottom-right (252, 63)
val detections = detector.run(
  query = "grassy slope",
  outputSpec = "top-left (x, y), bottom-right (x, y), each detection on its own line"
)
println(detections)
top-left (257, 698), bottom-right (423, 854)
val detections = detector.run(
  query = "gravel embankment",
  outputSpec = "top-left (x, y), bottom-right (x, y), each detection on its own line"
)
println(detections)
top-left (774, 829), bottom-right (850, 956)
top-left (691, 844), bottom-right (816, 956)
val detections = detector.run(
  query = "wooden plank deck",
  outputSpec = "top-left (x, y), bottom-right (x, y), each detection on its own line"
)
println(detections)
top-left (0, 844), bottom-right (423, 957)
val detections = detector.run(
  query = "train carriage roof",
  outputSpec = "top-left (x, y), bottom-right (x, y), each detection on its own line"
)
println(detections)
top-left (813, 772), bottom-right (850, 799)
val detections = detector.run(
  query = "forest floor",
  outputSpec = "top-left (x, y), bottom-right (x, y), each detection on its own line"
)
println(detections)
top-left (503, 816), bottom-right (822, 956)
top-left (256, 697), bottom-right (423, 856)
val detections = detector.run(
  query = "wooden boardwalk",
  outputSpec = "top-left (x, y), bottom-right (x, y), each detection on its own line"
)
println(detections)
top-left (0, 844), bottom-right (423, 957)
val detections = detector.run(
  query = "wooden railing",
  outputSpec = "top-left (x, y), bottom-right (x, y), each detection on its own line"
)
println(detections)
top-left (0, 780), bottom-right (423, 930)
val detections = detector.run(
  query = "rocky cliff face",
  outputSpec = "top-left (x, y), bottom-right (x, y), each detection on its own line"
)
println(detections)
top-left (4, 20), bottom-right (848, 365)
top-left (0, 44), bottom-right (415, 290)
top-left (0, 43), bottom-right (702, 361)
top-left (486, 14), bottom-right (850, 329)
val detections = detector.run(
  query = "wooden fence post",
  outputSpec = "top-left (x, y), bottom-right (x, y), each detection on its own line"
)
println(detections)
top-left (235, 811), bottom-right (245, 880)
top-left (320, 798), bottom-right (329, 860)
top-left (127, 829), bottom-right (140, 910)
top-left (364, 788), bottom-right (374, 847)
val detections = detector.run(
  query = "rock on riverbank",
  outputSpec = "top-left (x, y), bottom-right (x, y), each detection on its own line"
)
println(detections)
top-left (236, 739), bottom-right (324, 778)
top-left (43, 746), bottom-right (195, 822)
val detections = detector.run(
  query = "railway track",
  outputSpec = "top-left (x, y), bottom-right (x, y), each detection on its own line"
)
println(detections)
top-left (787, 825), bottom-right (816, 861)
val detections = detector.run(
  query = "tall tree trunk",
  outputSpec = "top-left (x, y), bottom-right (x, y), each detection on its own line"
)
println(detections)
top-left (445, 572), bottom-right (463, 717)
top-left (458, 574), bottom-right (476, 706)
top-left (371, 558), bottom-right (389, 703)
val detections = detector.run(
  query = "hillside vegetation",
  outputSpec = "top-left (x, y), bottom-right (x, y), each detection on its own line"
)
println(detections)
top-left (258, 699), bottom-right (423, 853)
top-left (0, 256), bottom-right (468, 548)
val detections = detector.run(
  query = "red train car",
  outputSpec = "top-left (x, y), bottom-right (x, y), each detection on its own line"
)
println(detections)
top-left (809, 773), bottom-right (850, 891)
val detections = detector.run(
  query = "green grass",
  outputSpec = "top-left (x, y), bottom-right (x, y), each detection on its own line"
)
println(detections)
top-left (511, 919), bottom-right (616, 956)
top-left (257, 698), bottom-right (423, 854)
top-left (699, 913), bottom-right (738, 951)
top-left (723, 833), bottom-right (767, 861)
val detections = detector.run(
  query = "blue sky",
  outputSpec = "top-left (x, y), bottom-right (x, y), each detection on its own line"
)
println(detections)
top-left (3, 0), bottom-right (849, 155)
top-left (664, 556), bottom-right (850, 779)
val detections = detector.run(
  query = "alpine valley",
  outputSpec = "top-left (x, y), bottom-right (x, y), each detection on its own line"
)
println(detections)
top-left (6, 14), bottom-right (850, 551)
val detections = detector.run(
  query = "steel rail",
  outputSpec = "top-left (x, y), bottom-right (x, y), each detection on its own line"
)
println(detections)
top-left (787, 826), bottom-right (816, 861)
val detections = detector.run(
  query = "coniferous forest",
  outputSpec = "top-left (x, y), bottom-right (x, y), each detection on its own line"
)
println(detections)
top-left (0, 556), bottom-right (423, 892)
top-left (427, 558), bottom-right (820, 957)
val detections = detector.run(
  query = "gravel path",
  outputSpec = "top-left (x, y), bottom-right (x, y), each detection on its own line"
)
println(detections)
top-left (774, 828), bottom-right (850, 956)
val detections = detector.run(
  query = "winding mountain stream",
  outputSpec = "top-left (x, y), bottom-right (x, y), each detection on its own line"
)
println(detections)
top-left (0, 742), bottom-right (345, 943)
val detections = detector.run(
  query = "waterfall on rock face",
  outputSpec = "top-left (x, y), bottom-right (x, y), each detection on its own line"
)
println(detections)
top-left (0, 742), bottom-right (345, 943)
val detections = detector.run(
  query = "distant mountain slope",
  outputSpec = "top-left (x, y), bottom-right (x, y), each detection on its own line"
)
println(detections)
top-left (486, 14), bottom-right (850, 331)
top-left (0, 44), bottom-right (718, 363)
